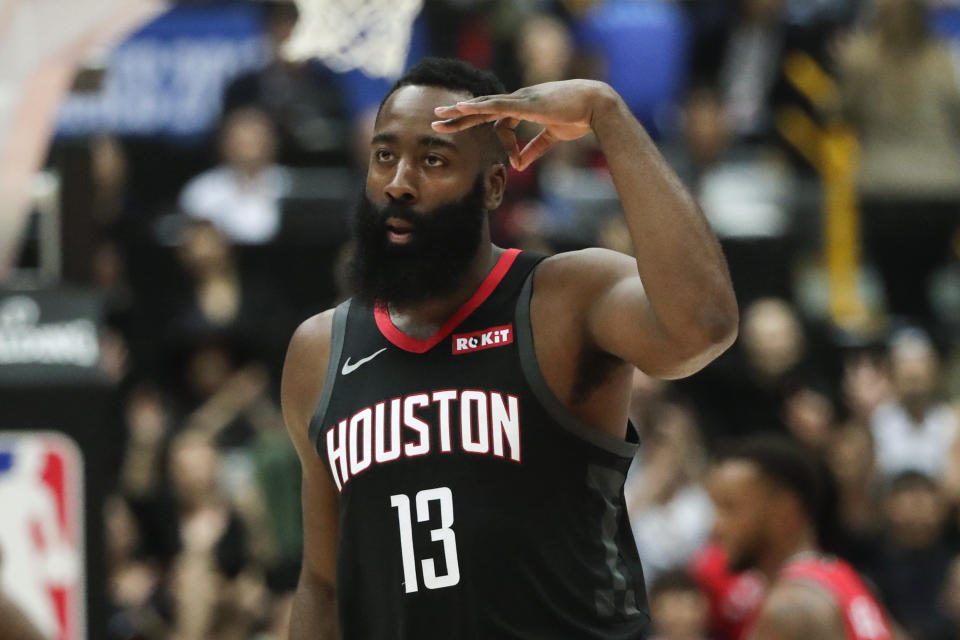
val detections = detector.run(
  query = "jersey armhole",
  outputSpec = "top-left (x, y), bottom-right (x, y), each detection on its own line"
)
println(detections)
top-left (514, 269), bottom-right (639, 458)
top-left (308, 300), bottom-right (351, 456)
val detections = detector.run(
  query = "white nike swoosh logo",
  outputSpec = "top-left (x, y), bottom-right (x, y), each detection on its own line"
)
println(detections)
top-left (341, 348), bottom-right (388, 375)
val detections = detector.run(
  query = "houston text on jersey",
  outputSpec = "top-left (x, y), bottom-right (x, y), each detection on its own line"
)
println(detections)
top-left (325, 389), bottom-right (521, 490)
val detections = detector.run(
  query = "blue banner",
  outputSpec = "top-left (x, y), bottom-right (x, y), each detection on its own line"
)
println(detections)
top-left (56, 2), bottom-right (267, 139)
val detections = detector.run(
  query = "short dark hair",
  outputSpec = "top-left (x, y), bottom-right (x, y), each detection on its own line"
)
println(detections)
top-left (720, 436), bottom-right (823, 525)
top-left (383, 57), bottom-right (506, 111)
top-left (379, 57), bottom-right (508, 163)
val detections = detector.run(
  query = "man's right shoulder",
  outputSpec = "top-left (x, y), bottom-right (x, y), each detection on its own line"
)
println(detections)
top-left (281, 309), bottom-right (337, 452)
top-left (289, 308), bottom-right (337, 352)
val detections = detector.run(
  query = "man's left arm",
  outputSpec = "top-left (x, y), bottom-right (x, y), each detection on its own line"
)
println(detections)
top-left (585, 83), bottom-right (737, 377)
top-left (435, 81), bottom-right (738, 378)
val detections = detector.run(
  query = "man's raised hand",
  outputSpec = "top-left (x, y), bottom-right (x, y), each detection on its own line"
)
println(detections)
top-left (432, 79), bottom-right (619, 171)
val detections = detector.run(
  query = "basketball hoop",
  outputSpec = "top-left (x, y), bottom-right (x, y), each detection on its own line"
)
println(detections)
top-left (285, 0), bottom-right (423, 78)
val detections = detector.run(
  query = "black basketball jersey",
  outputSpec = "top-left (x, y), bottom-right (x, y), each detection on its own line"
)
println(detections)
top-left (309, 249), bottom-right (650, 639)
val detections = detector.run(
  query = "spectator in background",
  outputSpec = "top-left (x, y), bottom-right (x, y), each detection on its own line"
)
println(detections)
top-left (168, 337), bottom-right (281, 457)
top-left (177, 356), bottom-right (302, 587)
top-left (249, 402), bottom-right (303, 593)
top-left (179, 108), bottom-right (292, 245)
top-left (679, 298), bottom-right (830, 445)
top-left (839, 0), bottom-right (960, 326)
top-left (90, 135), bottom-right (131, 232)
top-left (935, 556), bottom-right (960, 640)
top-left (175, 222), bottom-right (244, 331)
top-left (666, 86), bottom-right (793, 305)
top-left (114, 376), bottom-right (294, 638)
top-left (719, 0), bottom-right (785, 137)
top-left (174, 339), bottom-right (243, 416)
top-left (668, 86), bottom-right (733, 190)
top-left (871, 329), bottom-right (959, 483)
top-left (92, 240), bottom-right (133, 329)
top-left (691, 0), bottom-right (805, 143)
top-left (493, 12), bottom-right (596, 248)
top-left (515, 13), bottom-right (575, 88)
top-left (58, 135), bottom-right (135, 285)
top-left (825, 423), bottom-right (882, 566)
top-left (688, 542), bottom-right (765, 640)
top-left (119, 384), bottom-right (171, 505)
top-left (648, 569), bottom-right (711, 640)
top-left (166, 431), bottom-right (249, 640)
top-left (222, 0), bottom-right (351, 167)
top-left (489, 13), bottom-right (578, 247)
top-left (626, 403), bottom-right (713, 585)
top-left (170, 220), bottom-right (292, 375)
top-left (104, 495), bottom-right (167, 640)
top-left (868, 471), bottom-right (954, 640)
top-left (708, 437), bottom-right (895, 639)
top-left (842, 348), bottom-right (893, 430)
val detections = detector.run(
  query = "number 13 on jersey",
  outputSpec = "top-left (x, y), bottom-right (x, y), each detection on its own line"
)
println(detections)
top-left (390, 487), bottom-right (461, 593)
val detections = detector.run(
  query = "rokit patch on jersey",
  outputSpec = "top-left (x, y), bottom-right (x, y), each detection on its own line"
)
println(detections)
top-left (452, 324), bottom-right (513, 354)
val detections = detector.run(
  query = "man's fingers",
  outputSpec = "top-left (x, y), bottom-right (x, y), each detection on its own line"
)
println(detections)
top-left (494, 119), bottom-right (521, 169)
top-left (453, 93), bottom-right (514, 104)
top-left (431, 113), bottom-right (500, 133)
top-left (516, 128), bottom-right (557, 171)
top-left (433, 114), bottom-right (521, 167)
top-left (434, 97), bottom-right (526, 120)
top-left (434, 114), bottom-right (555, 170)
top-left (494, 117), bottom-right (521, 131)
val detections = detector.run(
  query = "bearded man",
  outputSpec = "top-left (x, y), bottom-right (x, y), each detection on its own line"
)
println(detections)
top-left (282, 57), bottom-right (738, 639)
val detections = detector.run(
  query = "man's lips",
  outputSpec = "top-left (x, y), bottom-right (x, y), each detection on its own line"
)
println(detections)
top-left (385, 216), bottom-right (415, 244)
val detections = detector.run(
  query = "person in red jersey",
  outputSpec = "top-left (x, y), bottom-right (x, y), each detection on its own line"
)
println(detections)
top-left (689, 542), bottom-right (765, 640)
top-left (707, 437), bottom-right (895, 640)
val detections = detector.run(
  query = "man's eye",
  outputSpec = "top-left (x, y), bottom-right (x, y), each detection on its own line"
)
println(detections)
top-left (425, 154), bottom-right (445, 167)
top-left (375, 149), bottom-right (393, 162)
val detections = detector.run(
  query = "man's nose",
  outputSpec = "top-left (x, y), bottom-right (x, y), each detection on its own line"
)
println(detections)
top-left (384, 160), bottom-right (418, 204)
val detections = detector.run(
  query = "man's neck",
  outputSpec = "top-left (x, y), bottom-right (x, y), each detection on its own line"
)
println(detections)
top-left (760, 530), bottom-right (818, 583)
top-left (386, 242), bottom-right (500, 339)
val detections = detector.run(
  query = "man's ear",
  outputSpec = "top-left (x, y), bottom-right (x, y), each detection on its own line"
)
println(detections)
top-left (484, 163), bottom-right (507, 211)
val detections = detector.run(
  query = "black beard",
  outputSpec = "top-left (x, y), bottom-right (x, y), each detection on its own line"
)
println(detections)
top-left (349, 176), bottom-right (487, 307)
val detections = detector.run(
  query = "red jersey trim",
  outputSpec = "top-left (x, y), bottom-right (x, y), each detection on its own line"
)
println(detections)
top-left (374, 248), bottom-right (522, 354)
top-left (781, 558), bottom-right (893, 640)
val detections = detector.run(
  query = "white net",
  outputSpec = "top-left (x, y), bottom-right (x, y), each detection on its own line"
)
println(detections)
top-left (285, 0), bottom-right (423, 78)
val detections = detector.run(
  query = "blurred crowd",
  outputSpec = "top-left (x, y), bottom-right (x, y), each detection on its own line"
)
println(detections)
top-left (21, 0), bottom-right (960, 638)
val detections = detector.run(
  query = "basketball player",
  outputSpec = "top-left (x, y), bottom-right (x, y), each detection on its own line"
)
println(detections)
top-left (282, 58), bottom-right (738, 639)
top-left (707, 437), bottom-right (894, 639)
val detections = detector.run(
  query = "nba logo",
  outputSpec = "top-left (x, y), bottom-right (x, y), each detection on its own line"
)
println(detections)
top-left (0, 432), bottom-right (85, 640)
